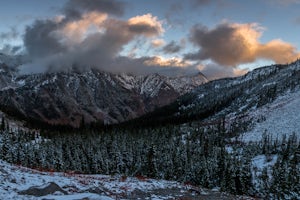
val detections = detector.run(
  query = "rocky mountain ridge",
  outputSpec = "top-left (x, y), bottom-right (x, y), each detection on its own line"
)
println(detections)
top-left (0, 54), bottom-right (207, 127)
top-left (135, 59), bottom-right (300, 135)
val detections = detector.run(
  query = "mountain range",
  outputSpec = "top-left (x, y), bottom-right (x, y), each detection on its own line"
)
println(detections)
top-left (0, 53), bottom-right (207, 127)
top-left (1, 52), bottom-right (300, 138)
top-left (1, 53), bottom-right (300, 199)
top-left (135, 59), bottom-right (300, 140)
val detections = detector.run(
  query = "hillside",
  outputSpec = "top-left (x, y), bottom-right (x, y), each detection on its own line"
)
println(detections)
top-left (134, 60), bottom-right (300, 139)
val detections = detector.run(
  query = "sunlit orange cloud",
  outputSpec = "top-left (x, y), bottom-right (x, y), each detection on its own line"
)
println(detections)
top-left (127, 13), bottom-right (164, 37)
top-left (60, 12), bottom-right (107, 43)
top-left (188, 22), bottom-right (300, 66)
top-left (258, 39), bottom-right (300, 64)
top-left (55, 12), bottom-right (164, 46)
top-left (144, 56), bottom-right (191, 67)
top-left (151, 39), bottom-right (165, 48)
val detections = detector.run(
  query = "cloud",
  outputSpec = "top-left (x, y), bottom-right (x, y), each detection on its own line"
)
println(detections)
top-left (191, 0), bottom-right (212, 7)
top-left (59, 12), bottom-right (108, 43)
top-left (23, 11), bottom-right (164, 57)
top-left (63, 0), bottom-right (126, 19)
top-left (197, 63), bottom-right (248, 80)
top-left (186, 22), bottom-right (300, 66)
top-left (164, 1), bottom-right (185, 28)
top-left (127, 14), bottom-right (164, 37)
top-left (24, 20), bottom-right (66, 57)
top-left (24, 19), bottom-right (66, 58)
top-left (112, 56), bottom-right (200, 77)
top-left (257, 39), bottom-right (300, 64)
top-left (144, 56), bottom-right (191, 67)
top-left (0, 27), bottom-right (19, 43)
top-left (21, 5), bottom-right (175, 76)
top-left (151, 39), bottom-right (165, 48)
top-left (162, 41), bottom-right (183, 54)
top-left (0, 44), bottom-right (22, 55)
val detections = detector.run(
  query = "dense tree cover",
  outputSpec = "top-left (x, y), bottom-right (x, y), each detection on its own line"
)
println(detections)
top-left (0, 121), bottom-right (300, 198)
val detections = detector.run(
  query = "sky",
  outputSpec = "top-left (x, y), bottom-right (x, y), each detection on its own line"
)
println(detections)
top-left (0, 0), bottom-right (300, 79)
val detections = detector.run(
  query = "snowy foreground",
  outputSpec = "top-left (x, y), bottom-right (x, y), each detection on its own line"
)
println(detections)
top-left (0, 159), bottom-right (254, 200)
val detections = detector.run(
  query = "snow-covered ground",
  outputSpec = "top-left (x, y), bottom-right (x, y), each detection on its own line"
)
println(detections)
top-left (240, 89), bottom-right (300, 142)
top-left (0, 159), bottom-right (178, 199)
top-left (0, 159), bottom-right (251, 200)
top-left (251, 154), bottom-right (278, 191)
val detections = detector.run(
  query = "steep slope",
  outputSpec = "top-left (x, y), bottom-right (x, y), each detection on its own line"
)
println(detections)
top-left (135, 60), bottom-right (300, 137)
top-left (240, 89), bottom-right (300, 142)
top-left (0, 55), bottom-right (207, 127)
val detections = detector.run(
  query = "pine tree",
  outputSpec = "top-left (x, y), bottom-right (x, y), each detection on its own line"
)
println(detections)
top-left (1, 117), bottom-right (5, 131)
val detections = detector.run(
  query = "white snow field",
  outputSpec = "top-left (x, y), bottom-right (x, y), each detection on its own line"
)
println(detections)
top-left (240, 89), bottom-right (300, 142)
top-left (0, 159), bottom-right (181, 200)
top-left (0, 159), bottom-right (254, 200)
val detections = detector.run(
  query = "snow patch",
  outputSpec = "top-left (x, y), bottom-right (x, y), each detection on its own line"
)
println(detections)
top-left (0, 159), bottom-right (200, 200)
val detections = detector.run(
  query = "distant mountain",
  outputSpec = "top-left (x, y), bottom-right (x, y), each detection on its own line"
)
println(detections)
top-left (0, 54), bottom-right (207, 127)
top-left (135, 59), bottom-right (300, 137)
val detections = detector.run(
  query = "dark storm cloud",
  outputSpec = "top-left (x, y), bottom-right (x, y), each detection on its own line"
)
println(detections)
top-left (63, 0), bottom-right (126, 19)
top-left (128, 23), bottom-right (161, 36)
top-left (127, 14), bottom-right (164, 37)
top-left (22, 20), bottom-right (135, 73)
top-left (185, 23), bottom-right (244, 66)
top-left (162, 41), bottom-right (182, 54)
top-left (20, 0), bottom-right (201, 77)
top-left (21, 10), bottom-right (167, 74)
top-left (24, 20), bottom-right (66, 58)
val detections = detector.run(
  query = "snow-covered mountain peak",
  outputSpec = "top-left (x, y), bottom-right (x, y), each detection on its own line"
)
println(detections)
top-left (0, 55), bottom-right (207, 127)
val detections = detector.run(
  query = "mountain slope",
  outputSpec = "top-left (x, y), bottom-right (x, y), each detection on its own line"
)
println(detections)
top-left (240, 88), bottom-right (300, 142)
top-left (133, 60), bottom-right (300, 136)
top-left (0, 55), bottom-right (207, 127)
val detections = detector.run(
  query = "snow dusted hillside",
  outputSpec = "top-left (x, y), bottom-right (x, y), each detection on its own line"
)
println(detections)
top-left (0, 159), bottom-right (250, 200)
top-left (241, 89), bottom-right (300, 142)
top-left (139, 59), bottom-right (300, 141)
